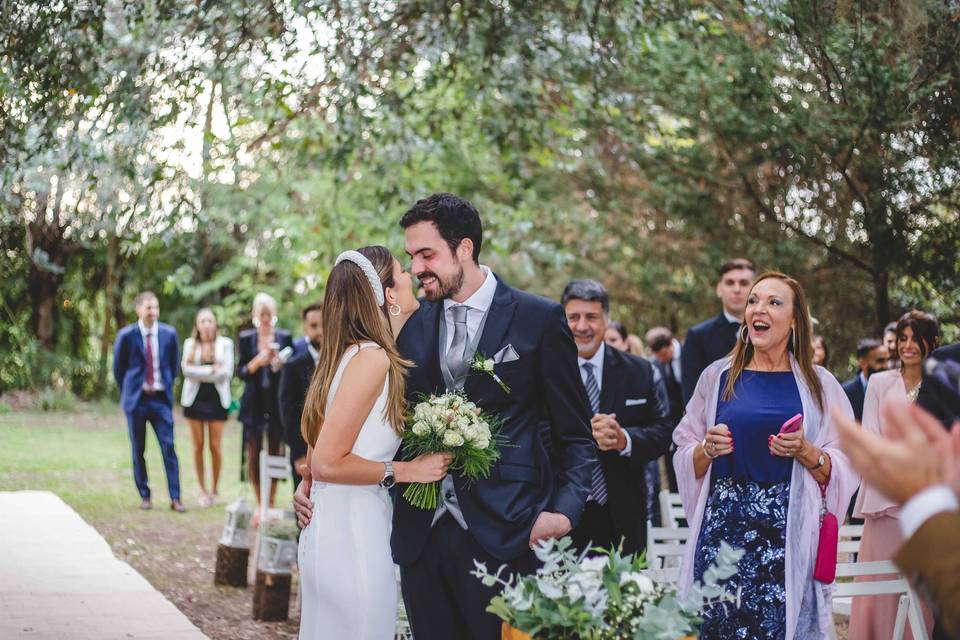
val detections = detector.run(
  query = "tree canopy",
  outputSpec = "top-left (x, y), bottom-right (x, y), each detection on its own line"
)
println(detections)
top-left (2, 0), bottom-right (958, 397)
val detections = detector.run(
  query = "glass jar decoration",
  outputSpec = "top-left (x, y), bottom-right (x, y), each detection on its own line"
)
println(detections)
top-left (219, 496), bottom-right (253, 549)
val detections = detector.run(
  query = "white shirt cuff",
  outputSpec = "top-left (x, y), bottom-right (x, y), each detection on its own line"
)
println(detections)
top-left (618, 430), bottom-right (632, 457)
top-left (899, 484), bottom-right (959, 541)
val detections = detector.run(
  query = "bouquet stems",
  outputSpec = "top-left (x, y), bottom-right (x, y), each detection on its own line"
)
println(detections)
top-left (403, 481), bottom-right (440, 510)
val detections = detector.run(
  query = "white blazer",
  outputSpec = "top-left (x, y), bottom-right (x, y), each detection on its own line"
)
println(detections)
top-left (180, 335), bottom-right (234, 409)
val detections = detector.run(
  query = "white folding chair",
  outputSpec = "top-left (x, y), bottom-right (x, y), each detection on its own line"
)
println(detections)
top-left (258, 449), bottom-right (292, 524)
top-left (838, 523), bottom-right (864, 561)
top-left (646, 522), bottom-right (689, 570)
top-left (251, 450), bottom-right (294, 582)
top-left (830, 560), bottom-right (929, 640)
top-left (658, 490), bottom-right (686, 529)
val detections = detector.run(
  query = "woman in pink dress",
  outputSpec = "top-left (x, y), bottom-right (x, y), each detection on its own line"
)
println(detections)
top-left (848, 309), bottom-right (940, 640)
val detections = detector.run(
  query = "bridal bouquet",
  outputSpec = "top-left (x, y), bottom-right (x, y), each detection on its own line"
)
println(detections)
top-left (472, 538), bottom-right (743, 640)
top-left (401, 391), bottom-right (504, 509)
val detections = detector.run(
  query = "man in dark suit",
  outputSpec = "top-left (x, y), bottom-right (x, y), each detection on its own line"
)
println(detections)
top-left (918, 343), bottom-right (960, 429)
top-left (279, 301), bottom-right (323, 488)
top-left (680, 258), bottom-right (755, 405)
top-left (841, 338), bottom-right (890, 422)
top-left (562, 280), bottom-right (672, 555)
top-left (112, 291), bottom-right (184, 512)
top-left (293, 195), bottom-right (594, 639)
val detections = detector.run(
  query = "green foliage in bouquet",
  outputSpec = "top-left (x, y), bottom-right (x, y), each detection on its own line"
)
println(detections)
top-left (472, 537), bottom-right (743, 640)
top-left (400, 392), bottom-right (505, 509)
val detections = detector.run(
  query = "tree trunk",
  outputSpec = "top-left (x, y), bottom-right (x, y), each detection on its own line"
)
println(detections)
top-left (97, 235), bottom-right (120, 395)
top-left (871, 269), bottom-right (890, 333)
top-left (26, 223), bottom-right (68, 350)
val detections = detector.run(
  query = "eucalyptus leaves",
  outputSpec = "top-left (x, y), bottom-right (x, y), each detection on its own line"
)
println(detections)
top-left (472, 537), bottom-right (743, 640)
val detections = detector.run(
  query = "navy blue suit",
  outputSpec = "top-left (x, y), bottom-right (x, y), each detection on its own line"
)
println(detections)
top-left (112, 322), bottom-right (181, 501)
top-left (680, 313), bottom-right (740, 406)
top-left (842, 375), bottom-right (867, 422)
top-left (392, 278), bottom-right (595, 639)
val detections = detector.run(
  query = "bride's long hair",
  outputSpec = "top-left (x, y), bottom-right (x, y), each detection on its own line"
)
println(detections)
top-left (301, 246), bottom-right (411, 446)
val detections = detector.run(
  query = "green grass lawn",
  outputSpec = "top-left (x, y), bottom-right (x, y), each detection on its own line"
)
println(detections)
top-left (0, 404), bottom-right (300, 639)
top-left (0, 404), bottom-right (262, 517)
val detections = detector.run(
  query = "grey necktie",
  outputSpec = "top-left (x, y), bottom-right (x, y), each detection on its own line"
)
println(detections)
top-left (582, 362), bottom-right (608, 505)
top-left (445, 305), bottom-right (469, 380)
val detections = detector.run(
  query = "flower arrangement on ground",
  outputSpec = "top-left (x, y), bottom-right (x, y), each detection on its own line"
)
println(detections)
top-left (472, 537), bottom-right (743, 640)
top-left (401, 391), bottom-right (504, 509)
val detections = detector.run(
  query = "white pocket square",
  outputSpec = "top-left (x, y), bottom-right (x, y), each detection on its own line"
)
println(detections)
top-left (624, 398), bottom-right (647, 406)
top-left (493, 344), bottom-right (520, 364)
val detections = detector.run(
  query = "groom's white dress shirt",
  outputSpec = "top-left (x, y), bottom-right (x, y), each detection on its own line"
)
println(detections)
top-left (442, 266), bottom-right (497, 350)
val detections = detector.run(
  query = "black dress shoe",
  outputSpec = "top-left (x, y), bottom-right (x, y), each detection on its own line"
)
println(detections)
top-left (139, 498), bottom-right (152, 510)
top-left (170, 500), bottom-right (186, 513)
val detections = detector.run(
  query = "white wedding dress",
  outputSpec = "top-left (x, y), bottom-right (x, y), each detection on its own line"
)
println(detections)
top-left (298, 342), bottom-right (401, 639)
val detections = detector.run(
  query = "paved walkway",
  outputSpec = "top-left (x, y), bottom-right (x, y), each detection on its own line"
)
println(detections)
top-left (0, 491), bottom-right (209, 639)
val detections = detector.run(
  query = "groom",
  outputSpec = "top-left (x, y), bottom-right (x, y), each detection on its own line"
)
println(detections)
top-left (296, 194), bottom-right (596, 638)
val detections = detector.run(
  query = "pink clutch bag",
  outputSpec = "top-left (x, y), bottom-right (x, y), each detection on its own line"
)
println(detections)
top-left (813, 478), bottom-right (838, 583)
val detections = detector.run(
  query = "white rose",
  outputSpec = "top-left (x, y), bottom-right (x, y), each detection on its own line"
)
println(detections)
top-left (462, 425), bottom-right (478, 442)
top-left (432, 419), bottom-right (447, 434)
top-left (474, 435), bottom-right (490, 450)
top-left (442, 431), bottom-right (465, 447)
top-left (482, 358), bottom-right (494, 372)
top-left (579, 556), bottom-right (608, 574)
top-left (620, 571), bottom-right (655, 594)
top-left (456, 417), bottom-right (471, 431)
top-left (411, 421), bottom-right (429, 436)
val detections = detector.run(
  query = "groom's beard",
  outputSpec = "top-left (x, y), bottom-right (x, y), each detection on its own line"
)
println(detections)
top-left (419, 266), bottom-right (464, 302)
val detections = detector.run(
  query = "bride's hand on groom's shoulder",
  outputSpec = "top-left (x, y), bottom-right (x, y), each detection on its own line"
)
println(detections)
top-left (395, 453), bottom-right (453, 484)
top-left (293, 464), bottom-right (313, 528)
top-left (528, 511), bottom-right (572, 548)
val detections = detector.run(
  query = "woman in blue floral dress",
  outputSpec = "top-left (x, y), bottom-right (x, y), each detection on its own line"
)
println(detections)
top-left (674, 272), bottom-right (859, 640)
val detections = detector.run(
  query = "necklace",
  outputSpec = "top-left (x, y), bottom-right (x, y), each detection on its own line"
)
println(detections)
top-left (906, 382), bottom-right (921, 404)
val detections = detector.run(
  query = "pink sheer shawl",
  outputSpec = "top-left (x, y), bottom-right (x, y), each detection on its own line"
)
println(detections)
top-left (672, 356), bottom-right (860, 640)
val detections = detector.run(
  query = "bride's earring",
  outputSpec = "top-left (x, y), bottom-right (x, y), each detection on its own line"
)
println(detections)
top-left (389, 304), bottom-right (401, 317)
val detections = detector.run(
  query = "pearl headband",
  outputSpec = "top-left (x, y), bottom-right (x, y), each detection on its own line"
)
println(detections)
top-left (335, 250), bottom-right (385, 306)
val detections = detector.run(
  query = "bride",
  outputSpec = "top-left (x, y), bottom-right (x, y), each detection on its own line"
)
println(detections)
top-left (297, 246), bottom-right (452, 639)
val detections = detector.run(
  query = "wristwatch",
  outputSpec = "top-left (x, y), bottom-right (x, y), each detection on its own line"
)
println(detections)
top-left (379, 461), bottom-right (396, 488)
top-left (810, 452), bottom-right (826, 470)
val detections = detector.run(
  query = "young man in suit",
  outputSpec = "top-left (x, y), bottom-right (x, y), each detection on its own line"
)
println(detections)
top-left (562, 280), bottom-right (673, 555)
top-left (297, 193), bottom-right (596, 639)
top-left (279, 301), bottom-right (323, 488)
top-left (112, 291), bottom-right (184, 512)
top-left (680, 258), bottom-right (755, 405)
top-left (842, 338), bottom-right (890, 422)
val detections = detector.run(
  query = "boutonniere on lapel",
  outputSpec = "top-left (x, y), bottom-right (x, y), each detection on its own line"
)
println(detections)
top-left (470, 353), bottom-right (511, 394)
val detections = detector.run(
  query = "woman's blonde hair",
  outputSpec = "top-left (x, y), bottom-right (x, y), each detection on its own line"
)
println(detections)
top-left (301, 246), bottom-right (410, 446)
top-left (189, 308), bottom-right (218, 364)
top-left (722, 271), bottom-right (824, 409)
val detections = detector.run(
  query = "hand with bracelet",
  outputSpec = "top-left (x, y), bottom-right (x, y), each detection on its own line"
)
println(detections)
top-left (702, 423), bottom-right (734, 459)
top-left (769, 424), bottom-right (830, 481)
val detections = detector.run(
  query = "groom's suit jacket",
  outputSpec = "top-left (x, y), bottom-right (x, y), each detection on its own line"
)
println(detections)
top-left (392, 278), bottom-right (596, 564)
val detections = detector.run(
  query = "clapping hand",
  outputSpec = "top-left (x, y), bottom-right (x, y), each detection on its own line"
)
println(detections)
top-left (591, 413), bottom-right (626, 451)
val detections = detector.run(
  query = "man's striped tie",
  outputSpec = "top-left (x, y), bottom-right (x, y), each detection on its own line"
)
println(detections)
top-left (582, 362), bottom-right (608, 505)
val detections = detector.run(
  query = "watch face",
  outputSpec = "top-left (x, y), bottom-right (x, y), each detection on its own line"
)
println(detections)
top-left (381, 475), bottom-right (396, 489)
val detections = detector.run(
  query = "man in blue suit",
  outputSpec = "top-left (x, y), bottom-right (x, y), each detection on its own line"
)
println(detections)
top-left (680, 258), bottom-right (755, 406)
top-left (113, 291), bottom-right (184, 512)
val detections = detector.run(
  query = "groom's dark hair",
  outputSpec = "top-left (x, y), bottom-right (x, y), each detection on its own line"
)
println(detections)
top-left (400, 193), bottom-right (483, 263)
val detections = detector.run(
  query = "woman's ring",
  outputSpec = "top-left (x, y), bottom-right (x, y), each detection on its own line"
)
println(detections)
top-left (709, 441), bottom-right (717, 453)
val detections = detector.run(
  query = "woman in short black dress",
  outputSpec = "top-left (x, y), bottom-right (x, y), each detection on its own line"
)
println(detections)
top-left (181, 308), bottom-right (234, 506)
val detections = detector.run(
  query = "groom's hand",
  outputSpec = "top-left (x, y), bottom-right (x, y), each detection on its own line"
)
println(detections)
top-left (528, 511), bottom-right (572, 548)
top-left (293, 463), bottom-right (313, 528)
